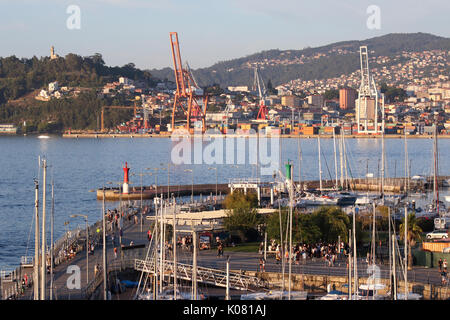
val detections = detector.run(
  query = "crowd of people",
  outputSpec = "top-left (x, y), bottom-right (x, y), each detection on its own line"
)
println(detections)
top-left (264, 240), bottom-right (346, 267)
top-left (439, 258), bottom-right (448, 285)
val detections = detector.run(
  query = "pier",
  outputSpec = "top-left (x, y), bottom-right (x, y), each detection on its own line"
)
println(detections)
top-left (96, 176), bottom-right (450, 201)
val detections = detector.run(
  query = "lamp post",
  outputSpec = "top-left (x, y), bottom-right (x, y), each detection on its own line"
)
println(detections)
top-left (160, 163), bottom-right (171, 199)
top-left (131, 170), bottom-right (153, 234)
top-left (184, 169), bottom-right (194, 203)
top-left (70, 214), bottom-right (89, 284)
top-left (102, 186), bottom-right (107, 300)
top-left (150, 167), bottom-right (162, 197)
top-left (208, 167), bottom-right (218, 202)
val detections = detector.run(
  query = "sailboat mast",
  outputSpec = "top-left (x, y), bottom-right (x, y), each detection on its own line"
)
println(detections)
top-left (33, 178), bottom-right (39, 300)
top-left (388, 207), bottom-right (392, 296)
top-left (288, 164), bottom-right (293, 300)
top-left (381, 123), bottom-right (385, 204)
top-left (434, 125), bottom-right (439, 214)
top-left (404, 131), bottom-right (409, 194)
top-left (353, 207), bottom-right (358, 298)
top-left (333, 130), bottom-right (338, 190)
top-left (339, 132), bottom-right (344, 189)
top-left (392, 233), bottom-right (397, 300)
top-left (404, 207), bottom-right (408, 299)
top-left (173, 200), bottom-right (177, 300)
top-left (372, 202), bottom-right (376, 267)
top-left (343, 134), bottom-right (349, 190)
top-left (50, 179), bottom-right (54, 300)
top-left (40, 159), bottom-right (47, 300)
top-left (297, 136), bottom-right (302, 191)
top-left (159, 195), bottom-right (163, 294)
top-left (318, 136), bottom-right (323, 192)
top-left (348, 229), bottom-right (352, 300)
top-left (278, 196), bottom-right (285, 296)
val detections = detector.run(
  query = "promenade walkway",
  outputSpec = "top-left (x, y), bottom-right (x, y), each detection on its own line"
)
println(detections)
top-left (4, 210), bottom-right (447, 300)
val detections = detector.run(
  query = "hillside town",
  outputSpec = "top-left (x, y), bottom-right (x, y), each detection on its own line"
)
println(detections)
top-left (2, 46), bottom-right (449, 137)
top-left (63, 72), bottom-right (450, 137)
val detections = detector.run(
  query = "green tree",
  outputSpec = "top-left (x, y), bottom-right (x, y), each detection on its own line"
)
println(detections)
top-left (323, 89), bottom-right (339, 100)
top-left (223, 191), bottom-right (261, 242)
top-left (311, 206), bottom-right (350, 243)
top-left (399, 212), bottom-right (423, 270)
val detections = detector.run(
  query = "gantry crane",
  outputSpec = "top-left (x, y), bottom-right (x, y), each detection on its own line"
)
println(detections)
top-left (100, 105), bottom-right (140, 132)
top-left (356, 46), bottom-right (384, 134)
top-left (254, 67), bottom-right (268, 121)
top-left (169, 32), bottom-right (209, 133)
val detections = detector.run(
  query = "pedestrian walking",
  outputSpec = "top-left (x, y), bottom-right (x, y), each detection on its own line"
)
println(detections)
top-left (439, 258), bottom-right (443, 272)
top-left (259, 257), bottom-right (266, 272)
top-left (441, 271), bottom-right (447, 285)
top-left (259, 242), bottom-right (264, 255)
top-left (217, 242), bottom-right (223, 257)
top-left (443, 259), bottom-right (448, 273)
top-left (114, 247), bottom-right (118, 259)
top-left (275, 245), bottom-right (281, 264)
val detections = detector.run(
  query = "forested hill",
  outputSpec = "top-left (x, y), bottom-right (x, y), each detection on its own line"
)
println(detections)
top-left (0, 53), bottom-right (158, 104)
top-left (0, 53), bottom-right (160, 132)
top-left (149, 32), bottom-right (450, 88)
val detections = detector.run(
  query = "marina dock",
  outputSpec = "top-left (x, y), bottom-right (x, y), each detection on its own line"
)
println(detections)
top-left (96, 176), bottom-right (450, 201)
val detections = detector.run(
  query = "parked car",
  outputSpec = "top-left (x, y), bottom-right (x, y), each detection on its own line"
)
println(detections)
top-left (426, 230), bottom-right (448, 240)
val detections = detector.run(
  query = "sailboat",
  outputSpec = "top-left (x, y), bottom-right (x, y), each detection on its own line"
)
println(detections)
top-left (425, 125), bottom-right (447, 217)
top-left (353, 203), bottom-right (389, 300)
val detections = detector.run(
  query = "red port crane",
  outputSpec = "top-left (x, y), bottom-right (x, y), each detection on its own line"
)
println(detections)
top-left (170, 32), bottom-right (209, 133)
top-left (254, 67), bottom-right (268, 121)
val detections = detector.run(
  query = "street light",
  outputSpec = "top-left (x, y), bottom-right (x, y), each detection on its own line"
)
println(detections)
top-left (159, 163), bottom-right (170, 199)
top-left (70, 214), bottom-right (89, 284)
top-left (131, 170), bottom-right (153, 234)
top-left (149, 167), bottom-right (163, 197)
top-left (184, 169), bottom-right (194, 203)
top-left (208, 167), bottom-right (218, 202)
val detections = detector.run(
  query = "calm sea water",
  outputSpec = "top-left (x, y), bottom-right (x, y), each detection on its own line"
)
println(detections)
top-left (0, 135), bottom-right (449, 270)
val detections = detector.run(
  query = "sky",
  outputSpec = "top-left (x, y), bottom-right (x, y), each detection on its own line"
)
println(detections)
top-left (0, 0), bottom-right (449, 70)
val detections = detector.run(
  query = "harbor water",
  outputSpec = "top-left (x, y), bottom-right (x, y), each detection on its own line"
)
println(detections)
top-left (0, 135), bottom-right (449, 270)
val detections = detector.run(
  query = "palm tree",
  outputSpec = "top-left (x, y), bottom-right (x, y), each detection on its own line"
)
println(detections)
top-left (399, 212), bottom-right (423, 270)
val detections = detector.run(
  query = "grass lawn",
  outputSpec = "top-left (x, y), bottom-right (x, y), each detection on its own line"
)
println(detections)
top-left (223, 242), bottom-right (260, 253)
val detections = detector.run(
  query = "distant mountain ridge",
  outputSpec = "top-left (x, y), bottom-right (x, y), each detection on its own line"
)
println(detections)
top-left (149, 32), bottom-right (450, 88)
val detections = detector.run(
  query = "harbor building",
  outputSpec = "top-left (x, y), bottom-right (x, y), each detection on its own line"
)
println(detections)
top-left (339, 87), bottom-right (357, 110)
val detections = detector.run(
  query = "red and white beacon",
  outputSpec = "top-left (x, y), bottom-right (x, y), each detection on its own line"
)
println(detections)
top-left (123, 162), bottom-right (130, 194)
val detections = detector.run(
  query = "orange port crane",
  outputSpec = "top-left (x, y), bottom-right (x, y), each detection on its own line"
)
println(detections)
top-left (254, 67), bottom-right (268, 121)
top-left (169, 32), bottom-right (209, 133)
top-left (100, 105), bottom-right (140, 132)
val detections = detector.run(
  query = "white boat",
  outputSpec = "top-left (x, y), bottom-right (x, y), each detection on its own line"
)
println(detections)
top-left (241, 290), bottom-right (307, 300)
top-left (396, 292), bottom-right (423, 300)
top-left (320, 292), bottom-right (348, 300)
top-left (320, 286), bottom-right (348, 300)
top-left (137, 286), bottom-right (205, 300)
top-left (355, 196), bottom-right (371, 205)
top-left (442, 179), bottom-right (450, 188)
top-left (301, 194), bottom-right (338, 206)
top-left (37, 135), bottom-right (50, 139)
top-left (352, 283), bottom-right (389, 300)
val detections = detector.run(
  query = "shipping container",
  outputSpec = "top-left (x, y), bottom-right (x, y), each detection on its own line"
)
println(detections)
top-left (302, 127), bottom-right (317, 135)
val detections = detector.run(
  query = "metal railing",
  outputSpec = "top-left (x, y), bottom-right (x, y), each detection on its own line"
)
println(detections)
top-left (82, 258), bottom-right (135, 299)
top-left (20, 256), bottom-right (34, 266)
top-left (134, 258), bottom-right (267, 291)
